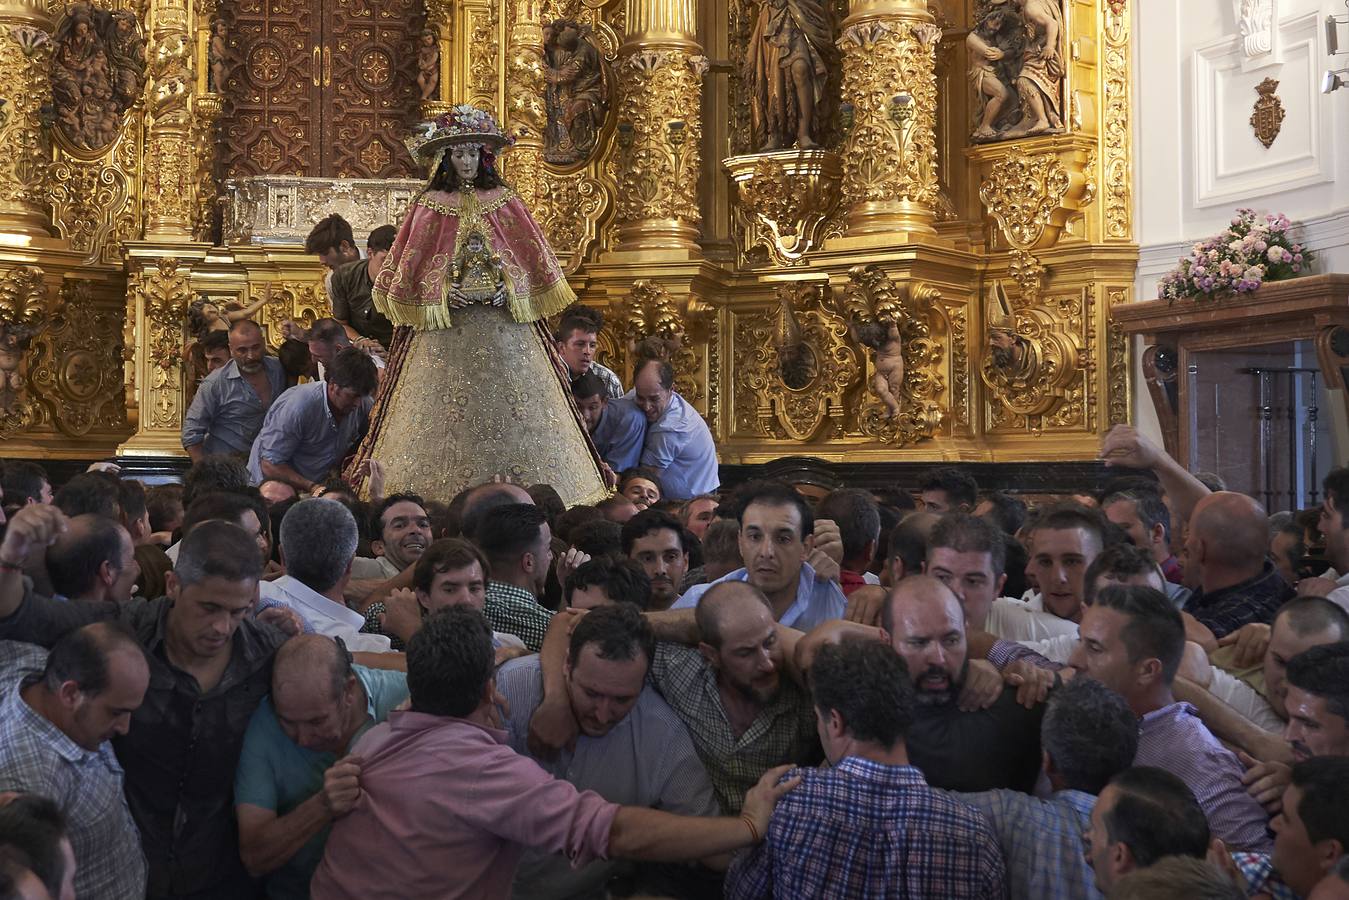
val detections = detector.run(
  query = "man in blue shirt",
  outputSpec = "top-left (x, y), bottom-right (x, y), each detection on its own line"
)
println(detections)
top-left (234, 634), bottom-right (409, 899)
top-left (956, 676), bottom-right (1139, 900)
top-left (183, 320), bottom-right (288, 462)
top-left (673, 482), bottom-right (845, 630)
top-left (572, 370), bottom-right (646, 475)
top-left (632, 357), bottom-right (719, 500)
top-left (248, 347), bottom-right (377, 491)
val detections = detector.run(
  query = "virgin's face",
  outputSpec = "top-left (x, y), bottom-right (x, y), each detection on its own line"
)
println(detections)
top-left (450, 146), bottom-right (481, 181)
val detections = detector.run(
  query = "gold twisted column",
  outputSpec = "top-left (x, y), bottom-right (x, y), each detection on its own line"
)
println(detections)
top-left (0, 0), bottom-right (53, 239)
top-left (613, 0), bottom-right (705, 253)
top-left (837, 0), bottom-right (941, 237)
top-left (502, 0), bottom-right (547, 210)
top-left (144, 0), bottom-right (195, 241)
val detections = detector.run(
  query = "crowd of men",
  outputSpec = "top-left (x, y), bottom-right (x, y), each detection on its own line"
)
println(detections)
top-left (0, 213), bottom-right (1346, 899)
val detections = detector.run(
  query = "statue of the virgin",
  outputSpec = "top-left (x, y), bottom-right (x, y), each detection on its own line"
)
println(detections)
top-left (345, 105), bottom-right (607, 505)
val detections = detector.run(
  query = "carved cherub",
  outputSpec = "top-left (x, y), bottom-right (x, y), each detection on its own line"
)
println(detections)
top-left (417, 30), bottom-right (439, 101)
top-left (841, 266), bottom-right (909, 420)
top-left (449, 231), bottom-right (506, 306)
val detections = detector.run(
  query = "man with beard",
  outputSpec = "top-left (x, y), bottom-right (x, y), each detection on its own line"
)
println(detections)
top-left (529, 581), bottom-right (818, 815)
top-left (882, 576), bottom-right (1046, 793)
top-left (181, 320), bottom-right (287, 462)
top-left (351, 494), bottom-right (433, 583)
top-left (622, 510), bottom-right (689, 611)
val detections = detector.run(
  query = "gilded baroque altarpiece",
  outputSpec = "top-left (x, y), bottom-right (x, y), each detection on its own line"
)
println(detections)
top-left (0, 0), bottom-right (1136, 465)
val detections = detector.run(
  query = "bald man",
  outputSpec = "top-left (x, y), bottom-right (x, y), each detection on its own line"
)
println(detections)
top-left (460, 480), bottom-right (535, 541)
top-left (1184, 491), bottom-right (1293, 646)
top-left (634, 581), bottom-right (818, 813)
top-left (182, 319), bottom-right (288, 462)
top-left (235, 634), bottom-right (409, 900)
top-left (43, 514), bottom-right (140, 606)
top-left (882, 575), bottom-right (1047, 793)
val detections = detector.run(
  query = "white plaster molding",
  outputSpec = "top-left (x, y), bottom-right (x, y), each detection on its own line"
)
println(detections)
top-left (1191, 12), bottom-right (1332, 207)
top-left (1235, 0), bottom-right (1281, 68)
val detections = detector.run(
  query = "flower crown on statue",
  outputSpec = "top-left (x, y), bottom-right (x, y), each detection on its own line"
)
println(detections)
top-left (404, 104), bottom-right (515, 163)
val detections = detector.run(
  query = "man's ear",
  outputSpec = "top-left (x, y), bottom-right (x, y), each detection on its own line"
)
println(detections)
top-left (98, 559), bottom-right (116, 588)
top-left (521, 551), bottom-right (536, 576)
top-left (697, 641), bottom-right (718, 669)
top-left (56, 679), bottom-right (83, 710)
top-left (1150, 522), bottom-right (1167, 547)
top-left (1135, 656), bottom-right (1164, 688)
top-left (825, 707), bottom-right (847, 743)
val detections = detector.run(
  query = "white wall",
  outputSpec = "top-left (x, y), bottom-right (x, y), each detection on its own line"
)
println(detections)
top-left (1132, 0), bottom-right (1349, 457)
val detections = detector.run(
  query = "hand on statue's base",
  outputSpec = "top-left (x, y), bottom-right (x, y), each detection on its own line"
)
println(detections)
top-left (491, 287), bottom-right (507, 307)
top-left (445, 287), bottom-right (471, 309)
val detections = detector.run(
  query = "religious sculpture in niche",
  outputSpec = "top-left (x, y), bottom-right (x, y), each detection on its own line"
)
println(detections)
top-left (417, 30), bottom-right (439, 101)
top-left (542, 19), bottom-right (607, 166)
top-left (967, 0), bottom-right (1065, 142)
top-left (772, 288), bottom-right (820, 390)
top-left (207, 19), bottom-right (228, 93)
top-left (49, 3), bottom-right (146, 152)
top-left (744, 0), bottom-right (834, 151)
top-left (979, 279), bottom-right (1081, 416)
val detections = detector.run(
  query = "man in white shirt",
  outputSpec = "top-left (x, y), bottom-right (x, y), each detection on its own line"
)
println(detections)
top-left (260, 498), bottom-right (394, 655)
top-left (985, 503), bottom-right (1105, 642)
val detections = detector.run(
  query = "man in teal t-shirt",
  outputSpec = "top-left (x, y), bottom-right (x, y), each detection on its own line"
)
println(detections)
top-left (234, 635), bottom-right (409, 899)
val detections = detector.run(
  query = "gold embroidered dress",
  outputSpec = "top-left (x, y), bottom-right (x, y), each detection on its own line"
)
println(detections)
top-left (346, 107), bottom-right (606, 506)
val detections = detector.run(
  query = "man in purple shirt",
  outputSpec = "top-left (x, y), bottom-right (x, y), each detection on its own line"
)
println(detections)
top-left (1069, 583), bottom-right (1273, 852)
top-left (311, 606), bottom-right (801, 900)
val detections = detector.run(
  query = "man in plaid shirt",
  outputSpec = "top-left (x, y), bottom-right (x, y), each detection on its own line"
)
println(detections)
top-left (0, 622), bottom-right (149, 900)
top-left (725, 639), bottom-right (1007, 899)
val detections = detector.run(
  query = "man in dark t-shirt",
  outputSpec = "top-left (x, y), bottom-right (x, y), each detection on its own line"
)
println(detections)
top-left (883, 574), bottom-right (1047, 793)
top-left (330, 224), bottom-right (396, 348)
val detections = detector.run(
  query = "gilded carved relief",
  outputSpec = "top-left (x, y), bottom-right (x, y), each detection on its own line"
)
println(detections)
top-left (731, 268), bottom-right (948, 446)
top-left (609, 280), bottom-right (708, 408)
top-left (48, 158), bottom-right (132, 264)
top-left (724, 150), bottom-right (844, 266)
top-left (743, 282), bottom-right (860, 441)
top-left (0, 27), bottom-right (53, 225)
top-left (837, 20), bottom-right (942, 227)
top-left (29, 280), bottom-right (126, 437)
top-left (50, 3), bottom-right (147, 154)
top-left (0, 266), bottom-right (49, 436)
top-left (1102, 0), bottom-right (1132, 240)
top-left (132, 259), bottom-right (193, 431)
top-left (255, 281), bottom-right (327, 349)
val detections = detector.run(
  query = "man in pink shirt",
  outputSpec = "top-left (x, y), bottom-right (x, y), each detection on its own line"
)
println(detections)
top-left (310, 606), bottom-right (797, 900)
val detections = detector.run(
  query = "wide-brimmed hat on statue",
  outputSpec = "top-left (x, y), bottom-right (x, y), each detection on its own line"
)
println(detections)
top-left (404, 104), bottom-right (514, 164)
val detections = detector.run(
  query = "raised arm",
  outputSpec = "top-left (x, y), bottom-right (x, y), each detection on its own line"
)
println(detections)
top-left (1101, 425), bottom-right (1211, 525)
top-left (0, 505), bottom-right (68, 619)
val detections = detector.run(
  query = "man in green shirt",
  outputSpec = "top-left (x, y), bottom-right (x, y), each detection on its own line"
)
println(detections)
top-left (329, 224), bottom-right (396, 349)
top-left (233, 634), bottom-right (409, 899)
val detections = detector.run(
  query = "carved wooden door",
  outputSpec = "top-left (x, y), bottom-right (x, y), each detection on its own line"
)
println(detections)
top-left (220, 0), bottom-right (422, 178)
top-left (324, 0), bottom-right (421, 177)
top-left (221, 0), bottom-right (324, 176)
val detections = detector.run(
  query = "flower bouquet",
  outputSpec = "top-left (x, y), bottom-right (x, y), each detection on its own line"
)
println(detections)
top-left (1157, 208), bottom-right (1313, 300)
